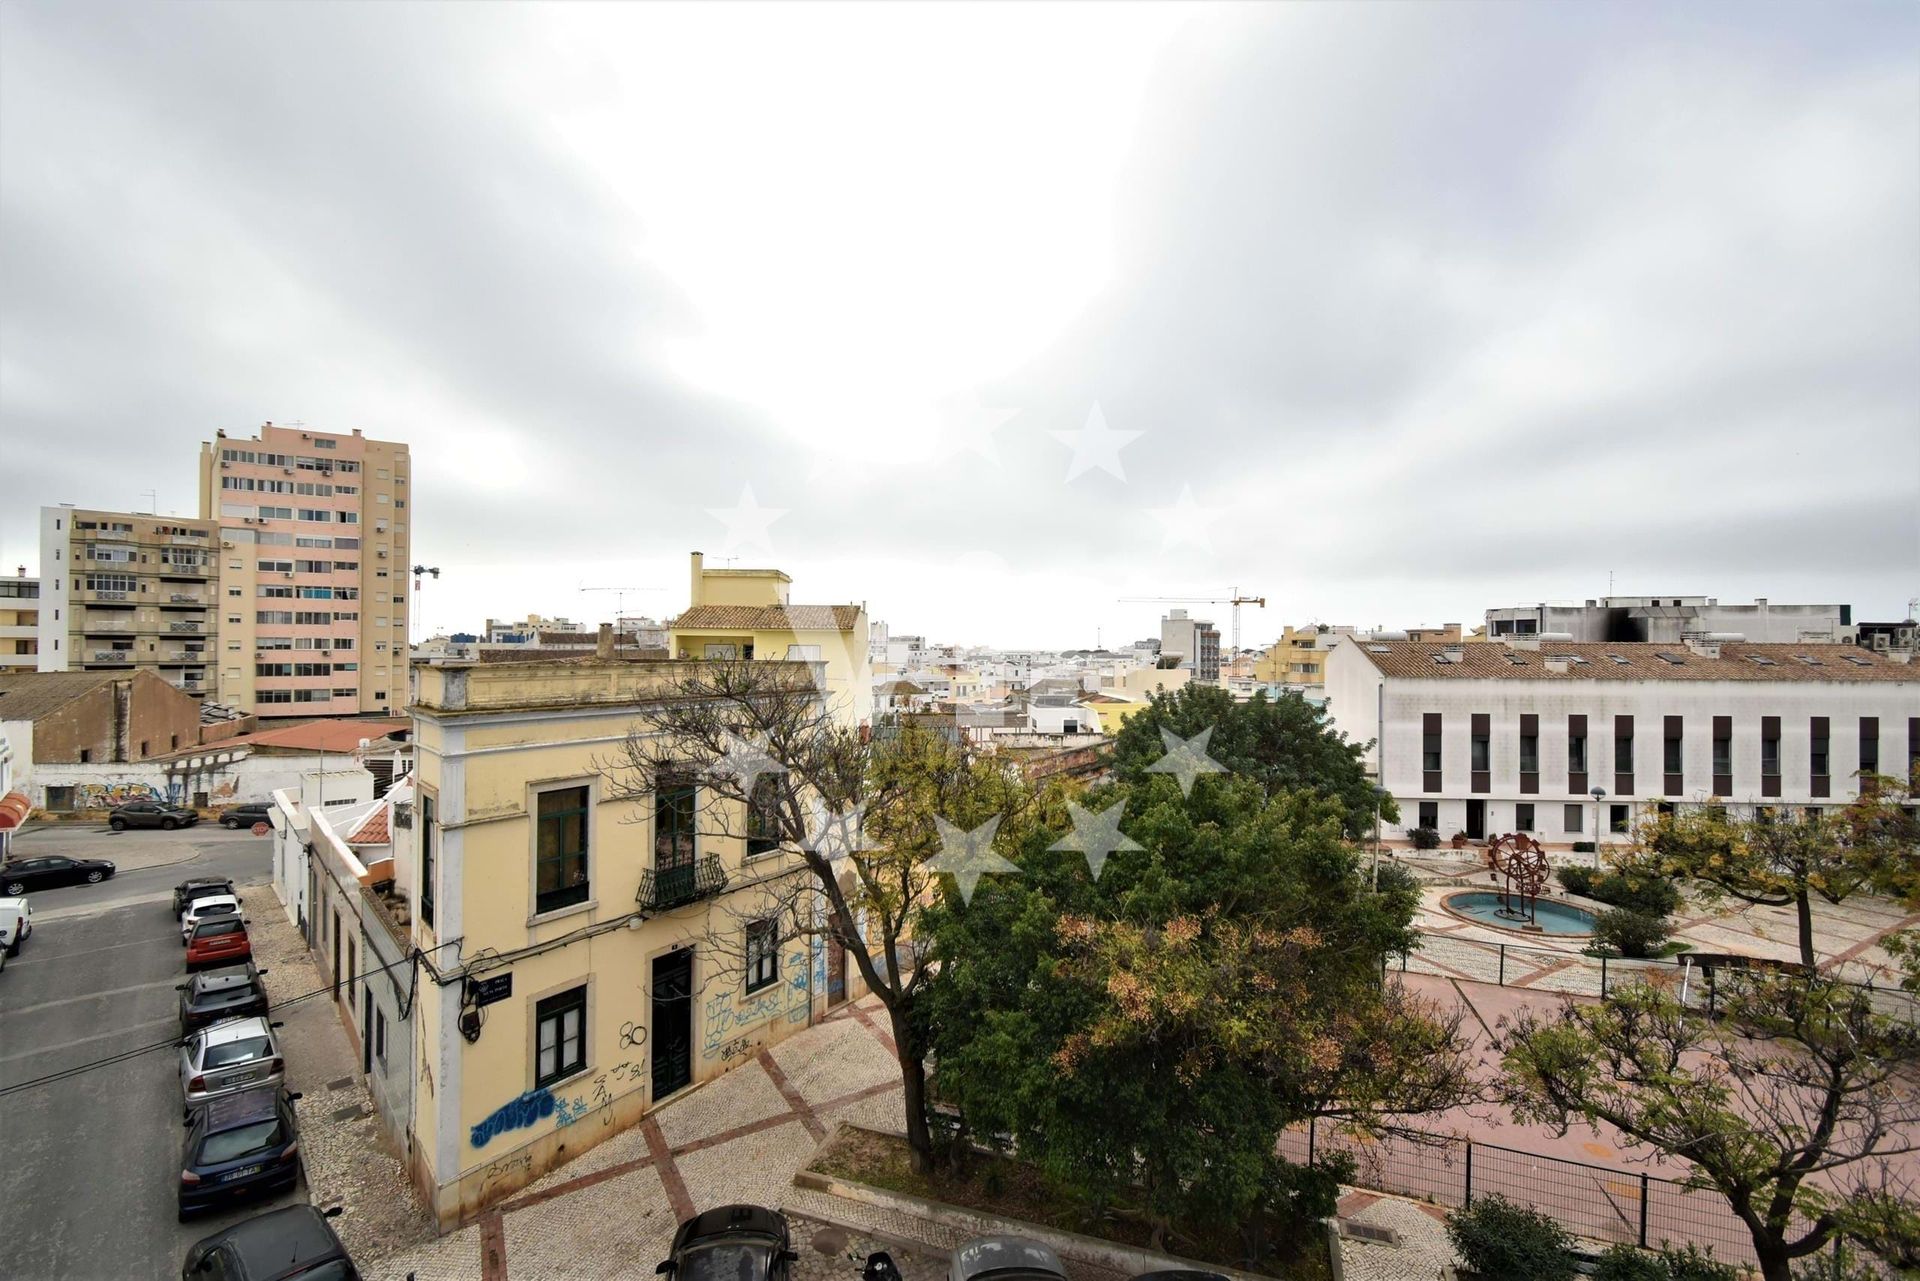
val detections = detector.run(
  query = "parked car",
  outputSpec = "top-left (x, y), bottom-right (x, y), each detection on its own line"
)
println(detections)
top-left (186, 916), bottom-right (253, 970)
top-left (178, 963), bottom-right (272, 1036)
top-left (175, 877), bottom-right (237, 917)
top-left (220, 803), bottom-right (274, 831)
top-left (948, 1237), bottom-right (1068, 1281)
top-left (181, 1204), bottom-right (358, 1280)
top-left (109, 800), bottom-right (199, 831)
top-left (177, 1085), bottom-right (303, 1221)
top-left (180, 1015), bottom-right (285, 1114)
top-left (0, 854), bottom-right (116, 894)
top-left (0, 895), bottom-right (31, 956)
top-left (181, 894), bottom-right (242, 943)
top-left (656, 1205), bottom-right (799, 1281)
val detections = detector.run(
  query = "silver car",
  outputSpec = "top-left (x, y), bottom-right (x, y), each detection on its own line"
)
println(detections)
top-left (948, 1237), bottom-right (1067, 1281)
top-left (180, 894), bottom-right (240, 943)
top-left (179, 1015), bottom-right (284, 1114)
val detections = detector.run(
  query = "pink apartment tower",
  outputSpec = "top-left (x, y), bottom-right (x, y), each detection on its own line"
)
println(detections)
top-left (198, 423), bottom-right (412, 720)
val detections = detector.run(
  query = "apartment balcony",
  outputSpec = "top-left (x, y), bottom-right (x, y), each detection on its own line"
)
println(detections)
top-left (159, 650), bottom-right (209, 664)
top-left (74, 588), bottom-right (134, 604)
top-left (88, 650), bottom-right (134, 664)
top-left (159, 596), bottom-right (209, 610)
top-left (81, 621), bottom-right (137, 635)
top-left (636, 854), bottom-right (728, 913)
top-left (167, 620), bottom-right (204, 633)
top-left (158, 566), bottom-right (211, 579)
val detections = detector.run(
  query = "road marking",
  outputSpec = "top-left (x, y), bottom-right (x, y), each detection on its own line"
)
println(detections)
top-left (7, 930), bottom-right (177, 963)
top-left (2, 976), bottom-right (183, 1017)
top-left (0, 1015), bottom-right (179, 1066)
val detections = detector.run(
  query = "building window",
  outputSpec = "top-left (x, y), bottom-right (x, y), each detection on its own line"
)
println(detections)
top-left (1470, 724), bottom-right (1490, 772)
top-left (1417, 801), bottom-right (1438, 831)
top-left (1518, 727), bottom-right (1539, 775)
top-left (1515, 803), bottom-right (1535, 832)
top-left (1713, 724), bottom-right (1732, 778)
top-left (536, 786), bottom-right (591, 914)
top-left (746, 918), bottom-right (779, 993)
top-left (1421, 716), bottom-right (1442, 772)
top-left (1859, 718), bottom-right (1879, 777)
top-left (1568, 721), bottom-right (1587, 773)
top-left (1810, 718), bottom-right (1829, 780)
top-left (1664, 733), bottom-right (1683, 775)
top-left (419, 793), bottom-right (436, 929)
top-left (534, 986), bottom-right (587, 1089)
top-left (746, 776), bottom-right (781, 857)
top-left (1762, 722), bottom-right (1782, 779)
top-left (375, 1010), bottom-right (388, 1065)
top-left (1609, 804), bottom-right (1630, 834)
top-left (1615, 718), bottom-right (1634, 773)
top-left (655, 778), bottom-right (697, 871)
top-left (1563, 803), bottom-right (1583, 833)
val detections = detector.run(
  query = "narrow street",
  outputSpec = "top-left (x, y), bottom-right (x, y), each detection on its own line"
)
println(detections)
top-left (0, 827), bottom-right (301, 1280)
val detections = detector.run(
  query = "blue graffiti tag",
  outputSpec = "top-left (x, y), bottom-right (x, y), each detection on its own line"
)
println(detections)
top-left (470, 1088), bottom-right (556, 1148)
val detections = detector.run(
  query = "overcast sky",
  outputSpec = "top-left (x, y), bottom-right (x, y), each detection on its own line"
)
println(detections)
top-left (3, 1), bottom-right (1916, 649)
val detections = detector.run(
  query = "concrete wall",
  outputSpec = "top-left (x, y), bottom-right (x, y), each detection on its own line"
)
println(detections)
top-left (25, 671), bottom-right (202, 766)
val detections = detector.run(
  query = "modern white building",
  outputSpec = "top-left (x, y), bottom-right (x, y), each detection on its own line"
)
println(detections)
top-left (1326, 637), bottom-right (1917, 846)
top-left (1159, 609), bottom-right (1221, 684)
top-left (1484, 596), bottom-right (1854, 645)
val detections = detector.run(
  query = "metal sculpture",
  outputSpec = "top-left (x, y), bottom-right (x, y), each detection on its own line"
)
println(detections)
top-left (1485, 831), bottom-right (1551, 926)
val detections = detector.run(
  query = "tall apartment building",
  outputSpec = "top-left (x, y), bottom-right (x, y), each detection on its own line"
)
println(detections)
top-left (1485, 596), bottom-right (1853, 645)
top-left (199, 423), bottom-right (412, 719)
top-left (37, 508), bottom-right (217, 698)
top-left (1160, 608), bottom-right (1221, 684)
top-left (0, 570), bottom-right (38, 672)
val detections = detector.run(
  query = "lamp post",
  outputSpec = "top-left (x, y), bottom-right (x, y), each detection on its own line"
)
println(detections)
top-left (1371, 784), bottom-right (1388, 891)
top-left (1590, 785), bottom-right (1607, 868)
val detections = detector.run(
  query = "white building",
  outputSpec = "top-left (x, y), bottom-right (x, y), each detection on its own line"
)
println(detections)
top-left (1326, 637), bottom-right (1917, 846)
top-left (1159, 610), bottom-right (1221, 684)
top-left (1485, 597), bottom-right (1854, 645)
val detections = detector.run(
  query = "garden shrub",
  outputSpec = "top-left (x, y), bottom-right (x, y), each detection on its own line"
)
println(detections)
top-left (1557, 866), bottom-right (1596, 897)
top-left (1594, 1244), bottom-right (1670, 1281)
top-left (1661, 1243), bottom-right (1742, 1281)
top-left (1410, 826), bottom-right (1441, 850)
top-left (1444, 1195), bottom-right (1577, 1280)
top-left (1592, 870), bottom-right (1681, 919)
top-left (1593, 908), bottom-right (1672, 958)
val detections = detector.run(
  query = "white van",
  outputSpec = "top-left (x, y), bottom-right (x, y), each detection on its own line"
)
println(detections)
top-left (0, 895), bottom-right (31, 969)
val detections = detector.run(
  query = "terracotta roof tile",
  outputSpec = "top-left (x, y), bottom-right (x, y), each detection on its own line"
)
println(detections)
top-left (1353, 641), bottom-right (1914, 683)
top-left (674, 604), bottom-right (862, 631)
top-left (346, 807), bottom-right (390, 846)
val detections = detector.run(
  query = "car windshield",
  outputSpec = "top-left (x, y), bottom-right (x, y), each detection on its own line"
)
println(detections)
top-left (196, 920), bottom-right (244, 939)
top-left (192, 899), bottom-right (239, 915)
top-left (198, 1118), bottom-right (284, 1164)
top-left (681, 1242), bottom-right (774, 1281)
top-left (204, 1036), bottom-right (271, 1069)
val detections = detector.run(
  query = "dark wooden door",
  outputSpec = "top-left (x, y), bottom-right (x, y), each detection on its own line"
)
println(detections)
top-left (651, 949), bottom-right (694, 1100)
top-left (1466, 800), bottom-right (1486, 841)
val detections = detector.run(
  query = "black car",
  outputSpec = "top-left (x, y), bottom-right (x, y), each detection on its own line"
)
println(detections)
top-left (178, 1085), bottom-right (303, 1220)
top-left (111, 800), bottom-right (199, 831)
top-left (657, 1205), bottom-right (799, 1281)
top-left (220, 803), bottom-right (273, 831)
top-left (181, 1204), bottom-right (358, 1280)
top-left (178, 962), bottom-right (272, 1035)
top-left (175, 877), bottom-right (237, 916)
top-left (1, 854), bottom-right (116, 895)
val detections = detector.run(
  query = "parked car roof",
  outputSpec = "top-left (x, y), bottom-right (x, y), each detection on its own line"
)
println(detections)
top-left (951, 1238), bottom-right (1067, 1281)
top-left (191, 964), bottom-right (262, 994)
top-left (197, 1084), bottom-right (282, 1132)
top-left (196, 1205), bottom-right (347, 1280)
top-left (199, 1016), bottom-right (272, 1048)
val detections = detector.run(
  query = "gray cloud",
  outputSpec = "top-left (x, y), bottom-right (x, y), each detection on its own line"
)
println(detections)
top-left (2, 2), bottom-right (1914, 644)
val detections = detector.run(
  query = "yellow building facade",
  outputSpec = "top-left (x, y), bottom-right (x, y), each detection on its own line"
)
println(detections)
top-left (406, 656), bottom-right (866, 1227)
top-left (1254, 626), bottom-right (1329, 687)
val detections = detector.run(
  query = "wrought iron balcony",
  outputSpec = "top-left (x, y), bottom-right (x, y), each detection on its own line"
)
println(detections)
top-left (637, 854), bottom-right (728, 912)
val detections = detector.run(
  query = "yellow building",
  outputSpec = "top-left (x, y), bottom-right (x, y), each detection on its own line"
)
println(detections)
top-left (1254, 625), bottom-right (1329, 687)
top-left (406, 652), bottom-right (868, 1226)
top-left (0, 572), bottom-right (38, 673)
top-left (670, 552), bottom-right (872, 728)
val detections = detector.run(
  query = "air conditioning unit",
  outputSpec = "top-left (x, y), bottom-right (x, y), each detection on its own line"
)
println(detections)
top-left (283, 467), bottom-right (294, 474)
top-left (219, 461), bottom-right (229, 469)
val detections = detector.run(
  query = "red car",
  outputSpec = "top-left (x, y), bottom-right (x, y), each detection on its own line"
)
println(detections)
top-left (186, 916), bottom-right (252, 970)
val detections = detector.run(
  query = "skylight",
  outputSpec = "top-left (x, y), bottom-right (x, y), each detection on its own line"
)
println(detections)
top-left (1655, 653), bottom-right (1686, 665)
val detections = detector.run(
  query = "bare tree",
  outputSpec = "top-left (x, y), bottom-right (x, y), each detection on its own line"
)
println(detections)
top-left (600, 660), bottom-right (1028, 1172)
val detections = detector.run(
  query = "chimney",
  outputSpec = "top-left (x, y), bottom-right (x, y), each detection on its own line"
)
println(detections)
top-left (596, 623), bottom-right (614, 660)
top-left (689, 551), bottom-right (705, 606)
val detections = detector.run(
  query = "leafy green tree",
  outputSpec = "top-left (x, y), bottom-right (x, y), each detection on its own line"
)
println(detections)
top-left (1633, 777), bottom-right (1917, 970)
top-left (1501, 973), bottom-right (1920, 1281)
top-left (1107, 683), bottom-right (1394, 838)
top-left (922, 772), bottom-right (1476, 1261)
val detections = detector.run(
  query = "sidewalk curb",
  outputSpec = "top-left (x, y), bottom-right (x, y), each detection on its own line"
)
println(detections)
top-left (794, 1124), bottom-right (1275, 1281)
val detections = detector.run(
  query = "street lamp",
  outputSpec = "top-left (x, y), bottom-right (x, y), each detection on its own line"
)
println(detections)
top-left (1589, 786), bottom-right (1607, 868)
top-left (1371, 784), bottom-right (1389, 891)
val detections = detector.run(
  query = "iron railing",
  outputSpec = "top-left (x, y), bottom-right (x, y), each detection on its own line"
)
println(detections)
top-left (637, 854), bottom-right (728, 912)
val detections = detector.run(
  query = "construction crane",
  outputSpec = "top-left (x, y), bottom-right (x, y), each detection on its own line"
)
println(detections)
top-left (579, 585), bottom-right (665, 617)
top-left (1119, 589), bottom-right (1267, 654)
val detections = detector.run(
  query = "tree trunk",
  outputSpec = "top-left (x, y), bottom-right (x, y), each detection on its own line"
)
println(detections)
top-left (1795, 886), bottom-right (1817, 970)
top-left (892, 1003), bottom-right (935, 1174)
top-left (1754, 1238), bottom-right (1792, 1281)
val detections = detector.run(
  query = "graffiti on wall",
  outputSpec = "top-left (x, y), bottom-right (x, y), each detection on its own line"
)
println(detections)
top-left (470, 1088), bottom-right (555, 1148)
top-left (72, 781), bottom-right (169, 809)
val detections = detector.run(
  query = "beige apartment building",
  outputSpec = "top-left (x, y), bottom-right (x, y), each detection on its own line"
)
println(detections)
top-left (199, 422), bottom-right (412, 719)
top-left (0, 570), bottom-right (38, 672)
top-left (38, 507), bottom-right (217, 698)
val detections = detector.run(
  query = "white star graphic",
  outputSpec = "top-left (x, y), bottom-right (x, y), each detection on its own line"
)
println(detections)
top-left (927, 815), bottom-right (1020, 905)
top-left (1049, 800), bottom-right (1143, 880)
top-left (936, 393), bottom-right (1018, 467)
top-left (1050, 401), bottom-right (1142, 483)
top-left (804, 796), bottom-right (874, 864)
top-left (1144, 725), bottom-right (1228, 797)
top-left (710, 730), bottom-right (788, 801)
top-left (705, 484), bottom-right (787, 558)
top-left (1148, 484), bottom-right (1222, 551)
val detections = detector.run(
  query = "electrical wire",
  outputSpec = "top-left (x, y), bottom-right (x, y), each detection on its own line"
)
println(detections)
top-left (0, 943), bottom-right (436, 1100)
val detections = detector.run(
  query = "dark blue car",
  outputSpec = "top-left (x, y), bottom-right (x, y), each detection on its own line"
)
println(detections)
top-left (178, 1085), bottom-right (302, 1220)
